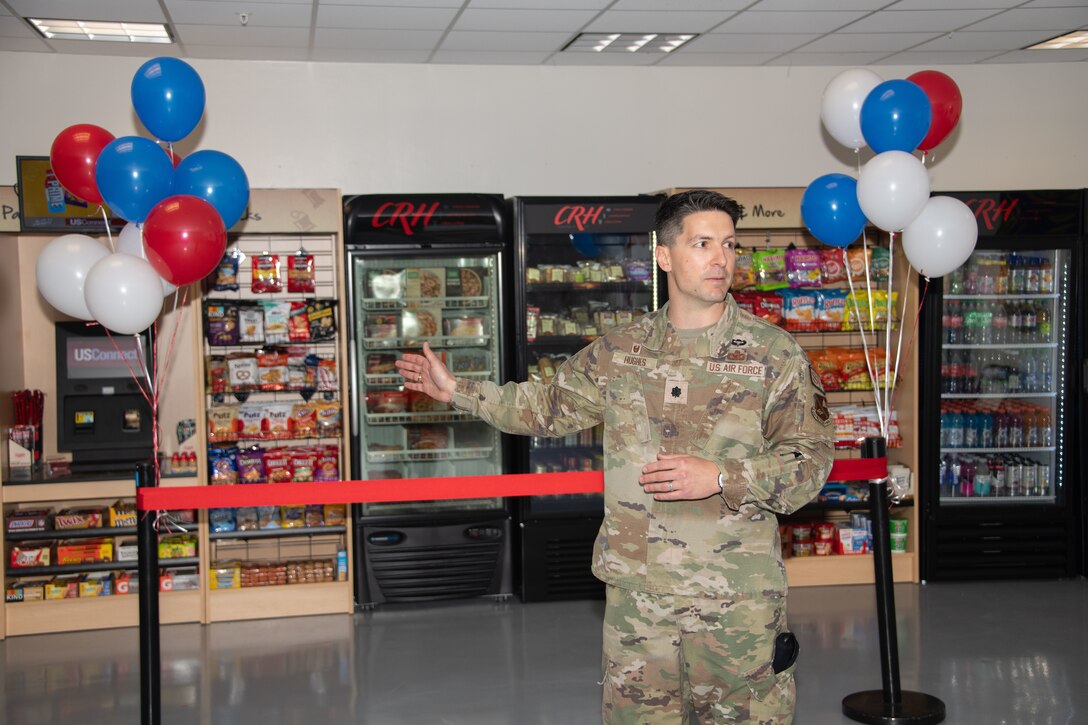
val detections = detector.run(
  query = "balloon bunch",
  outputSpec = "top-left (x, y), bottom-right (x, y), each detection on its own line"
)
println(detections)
top-left (803, 68), bottom-right (976, 280)
top-left (38, 57), bottom-right (249, 335)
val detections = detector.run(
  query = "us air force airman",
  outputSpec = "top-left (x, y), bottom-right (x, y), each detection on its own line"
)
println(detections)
top-left (397, 189), bottom-right (835, 723)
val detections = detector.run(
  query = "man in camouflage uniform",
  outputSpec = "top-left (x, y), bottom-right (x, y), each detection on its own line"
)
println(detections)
top-left (397, 189), bottom-right (834, 723)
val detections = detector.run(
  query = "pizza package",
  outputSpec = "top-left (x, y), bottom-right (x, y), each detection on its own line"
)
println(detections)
top-left (402, 304), bottom-right (441, 339)
top-left (406, 268), bottom-right (444, 299)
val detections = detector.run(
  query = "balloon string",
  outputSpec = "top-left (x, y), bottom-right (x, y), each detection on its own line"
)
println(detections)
top-left (100, 206), bottom-right (115, 253)
top-left (882, 232), bottom-right (896, 439)
top-left (891, 275), bottom-right (929, 414)
top-left (99, 326), bottom-right (153, 407)
top-left (844, 247), bottom-right (886, 433)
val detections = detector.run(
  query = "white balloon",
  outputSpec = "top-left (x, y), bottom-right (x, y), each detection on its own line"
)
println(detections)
top-left (857, 151), bottom-right (931, 232)
top-left (84, 254), bottom-right (165, 335)
top-left (35, 234), bottom-right (111, 320)
top-left (115, 222), bottom-right (178, 297)
top-left (821, 68), bottom-right (883, 150)
top-left (902, 196), bottom-right (979, 279)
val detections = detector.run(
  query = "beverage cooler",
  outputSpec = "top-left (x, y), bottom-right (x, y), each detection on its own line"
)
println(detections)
top-left (343, 194), bottom-right (513, 606)
top-left (920, 190), bottom-right (1083, 581)
top-left (510, 195), bottom-right (664, 601)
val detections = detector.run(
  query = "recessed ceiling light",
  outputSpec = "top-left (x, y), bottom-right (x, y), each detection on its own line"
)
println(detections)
top-left (28, 18), bottom-right (173, 44)
top-left (563, 33), bottom-right (697, 54)
top-left (1027, 29), bottom-right (1088, 50)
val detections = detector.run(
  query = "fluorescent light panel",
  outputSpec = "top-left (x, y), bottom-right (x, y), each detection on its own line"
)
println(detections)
top-left (1027, 29), bottom-right (1088, 50)
top-left (28, 18), bottom-right (173, 44)
top-left (564, 33), bottom-right (696, 54)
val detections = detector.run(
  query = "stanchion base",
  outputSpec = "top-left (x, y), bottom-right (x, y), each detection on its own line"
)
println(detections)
top-left (842, 690), bottom-right (946, 725)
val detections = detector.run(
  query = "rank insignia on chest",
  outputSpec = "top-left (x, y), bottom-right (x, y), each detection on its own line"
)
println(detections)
top-left (631, 344), bottom-right (642, 355)
top-left (664, 379), bottom-right (688, 405)
top-left (726, 348), bottom-right (748, 362)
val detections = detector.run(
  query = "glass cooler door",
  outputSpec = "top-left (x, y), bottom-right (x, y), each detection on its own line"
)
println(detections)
top-left (521, 226), bottom-right (659, 516)
top-left (937, 248), bottom-right (1069, 504)
top-left (352, 253), bottom-right (503, 516)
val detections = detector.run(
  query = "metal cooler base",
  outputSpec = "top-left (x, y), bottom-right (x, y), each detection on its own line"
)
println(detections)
top-left (519, 517), bottom-right (604, 602)
top-left (355, 515), bottom-right (512, 607)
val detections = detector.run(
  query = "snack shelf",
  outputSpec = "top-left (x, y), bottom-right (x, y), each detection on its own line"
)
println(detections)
top-left (207, 580), bottom-right (353, 623)
top-left (363, 335), bottom-right (489, 350)
top-left (6, 557), bottom-right (199, 578)
top-left (4, 589), bottom-right (202, 636)
top-left (365, 370), bottom-right (491, 387)
top-left (784, 551), bottom-right (915, 587)
top-left (205, 340), bottom-right (339, 353)
top-left (209, 525), bottom-right (347, 541)
top-left (5, 525), bottom-right (182, 542)
top-left (365, 411), bottom-right (475, 425)
top-left (365, 446), bottom-right (494, 463)
top-left (208, 434), bottom-right (343, 446)
top-left (362, 295), bottom-right (489, 311)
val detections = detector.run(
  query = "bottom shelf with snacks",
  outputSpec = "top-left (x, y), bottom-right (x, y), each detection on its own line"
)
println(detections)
top-left (1, 474), bottom-right (205, 637)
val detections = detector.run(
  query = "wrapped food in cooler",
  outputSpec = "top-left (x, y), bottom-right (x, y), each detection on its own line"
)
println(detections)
top-left (109, 500), bottom-right (137, 528)
top-left (45, 575), bottom-right (80, 600)
top-left (6, 508), bottom-right (53, 534)
top-left (56, 538), bottom-right (112, 565)
top-left (403, 305), bottom-right (441, 338)
top-left (79, 572), bottom-right (114, 598)
top-left (10, 543), bottom-right (51, 569)
top-left (368, 269), bottom-right (404, 299)
top-left (407, 425), bottom-right (450, 451)
top-left (210, 561), bottom-right (241, 590)
top-left (406, 268), bottom-right (445, 298)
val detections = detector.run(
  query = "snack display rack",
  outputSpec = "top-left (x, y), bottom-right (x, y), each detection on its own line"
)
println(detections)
top-left (660, 187), bottom-right (921, 587)
top-left (196, 190), bottom-right (354, 622)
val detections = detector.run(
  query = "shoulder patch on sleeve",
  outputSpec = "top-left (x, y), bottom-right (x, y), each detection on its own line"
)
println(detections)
top-left (812, 392), bottom-right (831, 426)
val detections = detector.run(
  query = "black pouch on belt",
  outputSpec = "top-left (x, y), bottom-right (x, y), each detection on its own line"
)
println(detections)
top-left (772, 632), bottom-right (799, 674)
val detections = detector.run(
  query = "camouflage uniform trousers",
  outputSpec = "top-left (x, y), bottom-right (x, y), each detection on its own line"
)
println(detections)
top-left (601, 584), bottom-right (796, 724)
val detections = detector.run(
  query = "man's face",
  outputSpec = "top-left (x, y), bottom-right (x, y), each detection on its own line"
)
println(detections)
top-left (656, 210), bottom-right (737, 307)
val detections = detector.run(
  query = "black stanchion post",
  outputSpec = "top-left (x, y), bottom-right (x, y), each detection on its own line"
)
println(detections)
top-left (136, 462), bottom-right (162, 725)
top-left (842, 436), bottom-right (945, 725)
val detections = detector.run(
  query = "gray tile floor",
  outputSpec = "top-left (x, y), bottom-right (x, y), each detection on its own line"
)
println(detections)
top-left (3, 578), bottom-right (1086, 724)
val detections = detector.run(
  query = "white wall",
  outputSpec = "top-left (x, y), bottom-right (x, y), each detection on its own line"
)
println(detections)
top-left (2, 51), bottom-right (1086, 195)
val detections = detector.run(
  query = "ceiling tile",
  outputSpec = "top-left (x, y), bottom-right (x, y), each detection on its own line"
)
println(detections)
top-left (610, 0), bottom-right (750, 10)
top-left (718, 11), bottom-right (869, 34)
top-left (686, 33), bottom-right (820, 53)
top-left (0, 15), bottom-right (38, 38)
top-left (441, 30), bottom-right (571, 51)
top-left (1020, 0), bottom-right (1088, 7)
top-left (547, 51), bottom-right (661, 65)
top-left (321, 0), bottom-right (461, 6)
top-left (454, 8), bottom-right (598, 32)
top-left (966, 7), bottom-right (1088, 31)
top-left (656, 51), bottom-right (781, 66)
top-left (468, 0), bottom-right (610, 8)
top-left (874, 49), bottom-right (1008, 64)
top-left (803, 31), bottom-right (941, 52)
top-left (8, 0), bottom-right (166, 23)
top-left (585, 10), bottom-right (736, 33)
top-left (842, 9), bottom-right (1005, 33)
top-left (317, 5), bottom-right (459, 30)
top-left (431, 49), bottom-right (554, 64)
top-left (982, 47), bottom-right (1088, 63)
top-left (166, 1), bottom-right (313, 28)
top-left (315, 27), bottom-right (444, 50)
top-left (885, 0), bottom-right (1022, 8)
top-left (0, 37), bottom-right (51, 52)
top-left (173, 24), bottom-right (311, 47)
top-left (765, 50), bottom-right (891, 65)
top-left (915, 29), bottom-right (1065, 51)
top-left (753, 0), bottom-right (889, 8)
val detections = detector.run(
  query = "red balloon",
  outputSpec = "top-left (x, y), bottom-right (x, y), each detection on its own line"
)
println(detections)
top-left (143, 195), bottom-right (227, 286)
top-left (49, 124), bottom-right (115, 204)
top-left (907, 70), bottom-right (962, 152)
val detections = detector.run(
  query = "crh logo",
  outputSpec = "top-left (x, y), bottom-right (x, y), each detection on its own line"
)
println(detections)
top-left (372, 201), bottom-right (440, 236)
top-left (965, 198), bottom-right (1019, 231)
top-left (554, 205), bottom-right (606, 231)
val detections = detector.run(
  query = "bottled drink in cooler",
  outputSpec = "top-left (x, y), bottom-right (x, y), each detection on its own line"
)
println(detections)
top-left (991, 301), bottom-right (1008, 344)
top-left (1007, 301), bottom-right (1021, 343)
top-left (1036, 303), bottom-right (1051, 342)
top-left (1021, 302), bottom-right (1037, 342)
top-left (1039, 256), bottom-right (1054, 294)
top-left (974, 460), bottom-right (992, 497)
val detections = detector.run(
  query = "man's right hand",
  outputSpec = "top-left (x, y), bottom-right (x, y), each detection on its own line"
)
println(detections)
top-left (395, 341), bottom-right (457, 403)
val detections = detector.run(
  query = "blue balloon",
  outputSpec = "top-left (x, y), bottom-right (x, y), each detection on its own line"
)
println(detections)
top-left (173, 150), bottom-right (250, 229)
top-left (95, 136), bottom-right (175, 223)
top-left (801, 174), bottom-right (867, 248)
top-left (860, 79), bottom-right (932, 154)
top-left (131, 57), bottom-right (206, 143)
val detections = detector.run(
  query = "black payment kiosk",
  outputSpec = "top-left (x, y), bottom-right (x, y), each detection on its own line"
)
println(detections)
top-left (55, 322), bottom-right (154, 472)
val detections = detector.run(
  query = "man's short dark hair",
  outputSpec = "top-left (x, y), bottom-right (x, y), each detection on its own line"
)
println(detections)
top-left (655, 190), bottom-right (745, 247)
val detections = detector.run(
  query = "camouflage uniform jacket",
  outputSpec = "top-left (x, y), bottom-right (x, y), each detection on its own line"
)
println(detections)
top-left (451, 297), bottom-right (834, 598)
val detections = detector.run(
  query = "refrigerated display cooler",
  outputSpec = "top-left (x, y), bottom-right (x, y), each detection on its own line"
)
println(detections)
top-left (343, 194), bottom-right (513, 606)
top-left (510, 195), bottom-right (664, 601)
top-left (920, 190), bottom-right (1082, 581)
